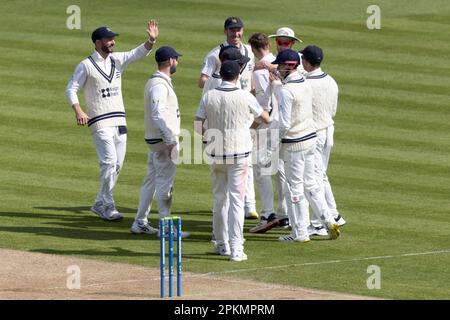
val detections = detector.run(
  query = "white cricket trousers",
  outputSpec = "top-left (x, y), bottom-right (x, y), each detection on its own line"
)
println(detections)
top-left (254, 162), bottom-right (274, 215)
top-left (210, 157), bottom-right (249, 251)
top-left (135, 147), bottom-right (176, 224)
top-left (275, 160), bottom-right (288, 219)
top-left (244, 164), bottom-right (257, 213)
top-left (253, 128), bottom-right (288, 218)
top-left (254, 159), bottom-right (288, 219)
top-left (310, 126), bottom-right (340, 227)
top-left (92, 126), bottom-right (127, 205)
top-left (282, 144), bottom-right (335, 238)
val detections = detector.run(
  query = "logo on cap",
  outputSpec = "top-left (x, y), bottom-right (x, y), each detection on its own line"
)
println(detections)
top-left (224, 16), bottom-right (244, 29)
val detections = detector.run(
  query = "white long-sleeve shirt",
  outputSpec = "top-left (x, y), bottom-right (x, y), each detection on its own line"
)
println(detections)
top-left (253, 53), bottom-right (276, 111)
top-left (278, 84), bottom-right (295, 140)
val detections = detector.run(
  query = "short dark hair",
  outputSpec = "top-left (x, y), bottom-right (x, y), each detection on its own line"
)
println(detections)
top-left (306, 59), bottom-right (321, 67)
top-left (221, 72), bottom-right (239, 82)
top-left (248, 33), bottom-right (270, 50)
top-left (220, 60), bottom-right (240, 81)
top-left (157, 60), bottom-right (170, 67)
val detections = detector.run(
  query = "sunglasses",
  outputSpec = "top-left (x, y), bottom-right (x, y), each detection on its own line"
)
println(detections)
top-left (276, 39), bottom-right (293, 46)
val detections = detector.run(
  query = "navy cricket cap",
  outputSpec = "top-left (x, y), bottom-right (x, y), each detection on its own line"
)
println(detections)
top-left (155, 46), bottom-right (182, 62)
top-left (220, 60), bottom-right (241, 78)
top-left (224, 16), bottom-right (244, 29)
top-left (300, 45), bottom-right (324, 64)
top-left (219, 45), bottom-right (250, 65)
top-left (91, 26), bottom-right (119, 43)
top-left (271, 49), bottom-right (300, 65)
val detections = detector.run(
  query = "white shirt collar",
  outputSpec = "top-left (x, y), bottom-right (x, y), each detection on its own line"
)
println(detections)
top-left (220, 81), bottom-right (238, 88)
top-left (91, 49), bottom-right (111, 62)
top-left (153, 70), bottom-right (172, 84)
top-left (306, 67), bottom-right (323, 77)
top-left (282, 71), bottom-right (303, 84)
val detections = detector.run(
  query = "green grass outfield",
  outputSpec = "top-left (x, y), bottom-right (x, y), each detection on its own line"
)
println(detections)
top-left (1, 0), bottom-right (449, 299)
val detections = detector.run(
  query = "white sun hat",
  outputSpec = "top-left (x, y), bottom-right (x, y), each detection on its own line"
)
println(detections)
top-left (268, 27), bottom-right (303, 42)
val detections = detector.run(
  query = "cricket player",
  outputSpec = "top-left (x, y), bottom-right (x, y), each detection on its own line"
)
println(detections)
top-left (195, 60), bottom-right (271, 261)
top-left (202, 45), bottom-right (250, 93)
top-left (198, 16), bottom-right (254, 92)
top-left (274, 49), bottom-right (340, 241)
top-left (300, 45), bottom-right (346, 237)
top-left (131, 46), bottom-right (188, 238)
top-left (201, 46), bottom-right (252, 245)
top-left (255, 27), bottom-right (304, 74)
top-left (198, 17), bottom-right (258, 220)
top-left (66, 21), bottom-right (158, 221)
top-left (248, 26), bottom-right (306, 230)
top-left (247, 32), bottom-right (289, 233)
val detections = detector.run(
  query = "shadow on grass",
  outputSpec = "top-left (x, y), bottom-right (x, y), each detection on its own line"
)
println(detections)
top-left (28, 248), bottom-right (232, 262)
top-left (29, 247), bottom-right (159, 258)
top-left (0, 209), bottom-right (214, 243)
top-left (34, 206), bottom-right (212, 216)
top-left (34, 205), bottom-right (140, 214)
top-left (0, 224), bottom-right (151, 242)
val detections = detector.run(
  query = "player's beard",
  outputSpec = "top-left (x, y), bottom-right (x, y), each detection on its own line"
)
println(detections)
top-left (101, 44), bottom-right (114, 54)
top-left (228, 36), bottom-right (241, 47)
top-left (279, 65), bottom-right (296, 80)
top-left (229, 37), bottom-right (241, 48)
top-left (170, 65), bottom-right (177, 74)
top-left (278, 69), bottom-right (290, 80)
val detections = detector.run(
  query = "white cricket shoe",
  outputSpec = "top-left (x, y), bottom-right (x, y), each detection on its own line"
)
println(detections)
top-left (278, 233), bottom-right (310, 243)
top-left (334, 214), bottom-right (346, 226)
top-left (230, 250), bottom-right (248, 262)
top-left (307, 225), bottom-right (329, 237)
top-left (91, 201), bottom-right (105, 217)
top-left (214, 242), bottom-right (231, 256)
top-left (130, 221), bottom-right (159, 235)
top-left (103, 203), bottom-right (123, 221)
top-left (91, 201), bottom-right (122, 221)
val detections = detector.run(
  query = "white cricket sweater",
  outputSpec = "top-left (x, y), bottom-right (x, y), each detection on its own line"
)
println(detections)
top-left (306, 68), bottom-right (338, 131)
top-left (144, 72), bottom-right (180, 152)
top-left (278, 72), bottom-right (317, 151)
top-left (81, 56), bottom-right (126, 132)
top-left (200, 84), bottom-right (260, 158)
top-left (66, 44), bottom-right (150, 133)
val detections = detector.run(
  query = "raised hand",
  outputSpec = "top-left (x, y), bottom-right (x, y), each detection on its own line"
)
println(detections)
top-left (147, 19), bottom-right (159, 42)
